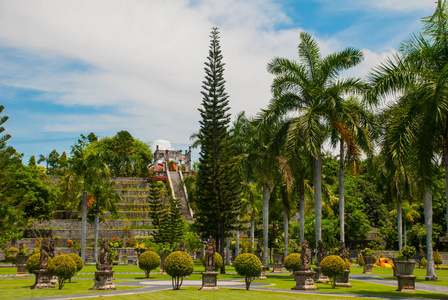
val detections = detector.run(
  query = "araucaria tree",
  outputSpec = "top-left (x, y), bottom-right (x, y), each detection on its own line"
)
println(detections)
top-left (195, 27), bottom-right (241, 274)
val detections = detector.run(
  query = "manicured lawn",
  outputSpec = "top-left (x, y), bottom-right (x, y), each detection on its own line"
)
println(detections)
top-left (380, 276), bottom-right (448, 286)
top-left (253, 275), bottom-right (448, 299)
top-left (0, 278), bottom-right (139, 300)
top-left (75, 286), bottom-right (358, 300)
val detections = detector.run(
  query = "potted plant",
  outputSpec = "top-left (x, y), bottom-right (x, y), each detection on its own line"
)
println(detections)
top-left (394, 245), bottom-right (416, 276)
top-left (361, 248), bottom-right (375, 274)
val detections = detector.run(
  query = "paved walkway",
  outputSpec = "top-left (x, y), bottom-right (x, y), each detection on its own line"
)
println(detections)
top-left (14, 273), bottom-right (448, 300)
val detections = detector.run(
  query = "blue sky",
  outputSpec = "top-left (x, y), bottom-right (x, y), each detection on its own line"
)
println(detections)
top-left (0, 0), bottom-right (437, 163)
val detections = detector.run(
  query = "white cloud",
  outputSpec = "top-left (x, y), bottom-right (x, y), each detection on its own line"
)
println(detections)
top-left (153, 139), bottom-right (174, 151)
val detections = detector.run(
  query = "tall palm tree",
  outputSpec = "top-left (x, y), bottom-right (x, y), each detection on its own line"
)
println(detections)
top-left (329, 96), bottom-right (374, 243)
top-left (266, 32), bottom-right (364, 248)
top-left (369, 1), bottom-right (448, 280)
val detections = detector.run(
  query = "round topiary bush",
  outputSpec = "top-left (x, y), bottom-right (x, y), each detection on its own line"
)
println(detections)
top-left (6, 247), bottom-right (19, 264)
top-left (284, 253), bottom-right (301, 272)
top-left (344, 258), bottom-right (351, 271)
top-left (200, 252), bottom-right (223, 271)
top-left (26, 253), bottom-right (52, 274)
top-left (357, 253), bottom-right (365, 266)
top-left (233, 253), bottom-right (262, 290)
top-left (164, 251), bottom-right (194, 289)
top-left (48, 255), bottom-right (77, 289)
top-left (420, 257), bottom-right (427, 269)
top-left (138, 251), bottom-right (161, 278)
top-left (320, 255), bottom-right (346, 288)
top-left (66, 253), bottom-right (83, 282)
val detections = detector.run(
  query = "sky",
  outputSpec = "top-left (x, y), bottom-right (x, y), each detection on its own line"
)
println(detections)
top-left (0, 0), bottom-right (437, 164)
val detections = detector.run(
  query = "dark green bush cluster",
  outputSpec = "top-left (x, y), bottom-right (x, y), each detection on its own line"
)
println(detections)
top-left (138, 251), bottom-right (161, 278)
top-left (284, 253), bottom-right (301, 272)
top-left (320, 255), bottom-right (346, 288)
top-left (200, 252), bottom-right (223, 271)
top-left (48, 255), bottom-right (77, 289)
top-left (233, 253), bottom-right (262, 290)
top-left (26, 253), bottom-right (52, 274)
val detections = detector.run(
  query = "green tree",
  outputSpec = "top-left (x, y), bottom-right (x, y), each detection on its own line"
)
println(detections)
top-left (369, 1), bottom-right (448, 280)
top-left (266, 32), bottom-right (364, 248)
top-left (194, 27), bottom-right (241, 274)
top-left (148, 179), bottom-right (168, 244)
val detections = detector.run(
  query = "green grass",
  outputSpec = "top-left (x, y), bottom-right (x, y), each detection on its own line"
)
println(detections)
top-left (0, 278), bottom-right (139, 300)
top-left (74, 286), bottom-right (361, 300)
top-left (380, 276), bottom-right (448, 286)
top-left (252, 275), bottom-right (448, 299)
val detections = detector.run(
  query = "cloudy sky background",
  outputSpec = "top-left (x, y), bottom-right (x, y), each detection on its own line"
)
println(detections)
top-left (0, 0), bottom-right (436, 163)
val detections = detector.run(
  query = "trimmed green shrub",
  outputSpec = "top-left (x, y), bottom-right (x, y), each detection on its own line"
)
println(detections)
top-left (320, 255), bottom-right (346, 288)
top-left (395, 245), bottom-right (416, 261)
top-left (164, 251), bottom-right (194, 289)
top-left (200, 252), bottom-right (223, 271)
top-left (48, 255), bottom-right (77, 289)
top-left (6, 247), bottom-right (19, 264)
top-left (234, 253), bottom-right (262, 290)
top-left (434, 250), bottom-right (443, 268)
top-left (357, 253), bottom-right (365, 266)
top-left (420, 257), bottom-right (427, 269)
top-left (344, 258), bottom-right (351, 271)
top-left (284, 253), bottom-right (301, 272)
top-left (138, 251), bottom-right (161, 278)
top-left (26, 253), bottom-right (52, 274)
top-left (66, 253), bottom-right (83, 282)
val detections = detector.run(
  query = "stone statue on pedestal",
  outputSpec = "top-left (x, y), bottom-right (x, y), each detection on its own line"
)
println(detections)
top-left (316, 239), bottom-right (326, 267)
top-left (300, 239), bottom-right (311, 271)
top-left (97, 240), bottom-right (111, 271)
top-left (40, 240), bottom-right (50, 270)
top-left (339, 241), bottom-right (348, 261)
top-left (205, 237), bottom-right (216, 272)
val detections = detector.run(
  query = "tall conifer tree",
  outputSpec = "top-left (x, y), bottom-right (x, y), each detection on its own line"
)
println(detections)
top-left (195, 27), bottom-right (241, 274)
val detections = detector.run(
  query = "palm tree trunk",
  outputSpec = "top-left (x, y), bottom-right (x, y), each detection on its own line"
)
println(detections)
top-left (299, 181), bottom-right (305, 246)
top-left (444, 143), bottom-right (448, 244)
top-left (283, 207), bottom-right (289, 261)
top-left (424, 187), bottom-right (437, 281)
top-left (314, 151), bottom-right (322, 248)
top-left (397, 203), bottom-right (403, 251)
top-left (225, 237), bottom-right (230, 265)
top-left (262, 183), bottom-right (269, 267)
top-left (250, 213), bottom-right (255, 248)
top-left (93, 211), bottom-right (99, 262)
top-left (339, 140), bottom-right (345, 243)
top-left (81, 191), bottom-right (87, 263)
top-left (404, 222), bottom-right (407, 246)
top-left (235, 215), bottom-right (240, 259)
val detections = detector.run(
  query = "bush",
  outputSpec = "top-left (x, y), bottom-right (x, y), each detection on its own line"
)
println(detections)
top-left (164, 251), bottom-right (194, 289)
top-left (395, 245), bottom-right (416, 261)
top-left (358, 253), bottom-right (365, 266)
top-left (125, 237), bottom-right (137, 247)
top-left (434, 250), bottom-right (443, 268)
top-left (320, 255), bottom-right (346, 288)
top-left (344, 258), bottom-right (351, 271)
top-left (48, 255), bottom-right (77, 289)
top-left (284, 253), bottom-right (301, 272)
top-left (138, 251), bottom-right (161, 278)
top-left (26, 253), bottom-right (52, 274)
top-left (66, 253), bottom-right (83, 282)
top-left (420, 257), bottom-right (427, 269)
top-left (109, 237), bottom-right (124, 248)
top-left (6, 247), bottom-right (19, 264)
top-left (233, 253), bottom-right (262, 290)
top-left (200, 252), bottom-right (223, 271)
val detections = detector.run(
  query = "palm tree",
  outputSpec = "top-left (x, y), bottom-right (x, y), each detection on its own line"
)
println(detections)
top-left (368, 1), bottom-right (448, 280)
top-left (329, 95), bottom-right (374, 243)
top-left (91, 179), bottom-right (120, 261)
top-left (266, 32), bottom-right (364, 248)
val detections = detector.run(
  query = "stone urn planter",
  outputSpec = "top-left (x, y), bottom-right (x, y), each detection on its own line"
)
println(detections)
top-left (16, 255), bottom-right (30, 277)
top-left (272, 253), bottom-right (283, 273)
top-left (159, 252), bottom-right (170, 274)
top-left (363, 255), bottom-right (375, 274)
top-left (395, 261), bottom-right (415, 276)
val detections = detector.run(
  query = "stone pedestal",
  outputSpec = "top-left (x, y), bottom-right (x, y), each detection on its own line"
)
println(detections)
top-left (363, 256), bottom-right (375, 274)
top-left (272, 254), bottom-right (283, 273)
top-left (335, 270), bottom-right (352, 288)
top-left (31, 269), bottom-right (55, 289)
top-left (363, 264), bottom-right (374, 274)
top-left (90, 270), bottom-right (116, 290)
top-left (200, 272), bottom-right (218, 290)
top-left (16, 255), bottom-right (30, 277)
top-left (291, 270), bottom-right (318, 290)
top-left (313, 267), bottom-right (329, 284)
top-left (397, 275), bottom-right (416, 292)
top-left (257, 266), bottom-right (268, 279)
